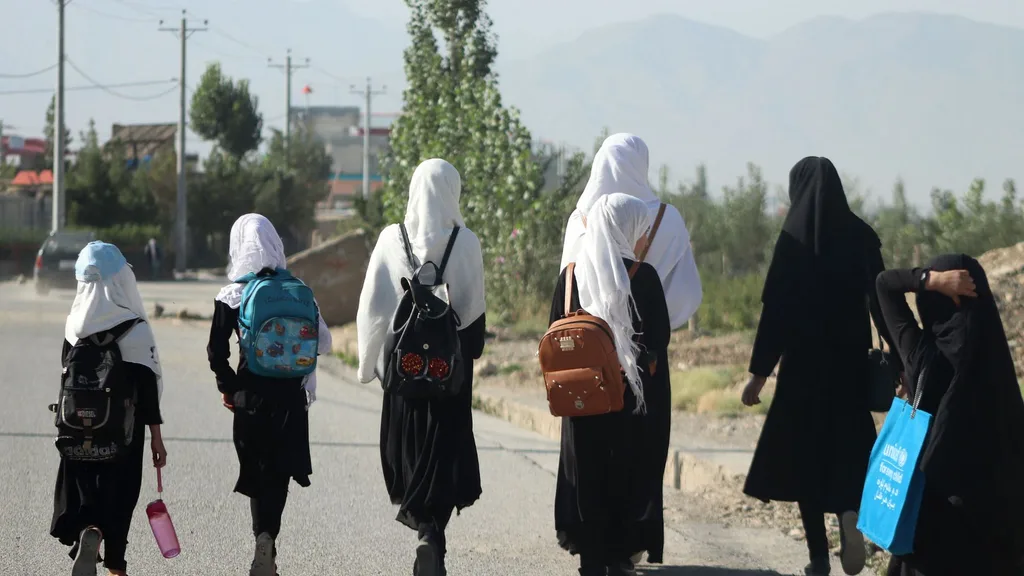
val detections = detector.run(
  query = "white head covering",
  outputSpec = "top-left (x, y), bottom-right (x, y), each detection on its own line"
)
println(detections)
top-left (65, 242), bottom-right (164, 399)
top-left (574, 193), bottom-right (651, 413)
top-left (356, 159), bottom-right (486, 384)
top-left (214, 213), bottom-right (331, 405)
top-left (216, 213), bottom-right (288, 308)
top-left (560, 133), bottom-right (703, 330)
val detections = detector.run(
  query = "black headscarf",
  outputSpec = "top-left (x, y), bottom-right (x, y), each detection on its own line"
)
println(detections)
top-left (911, 254), bottom-right (1024, 561)
top-left (762, 156), bottom-right (879, 305)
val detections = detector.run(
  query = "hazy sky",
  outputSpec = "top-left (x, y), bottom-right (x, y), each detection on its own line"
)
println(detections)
top-left (1, 0), bottom-right (1021, 171)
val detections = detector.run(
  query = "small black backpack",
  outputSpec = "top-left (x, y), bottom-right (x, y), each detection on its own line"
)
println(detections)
top-left (50, 319), bottom-right (141, 462)
top-left (381, 225), bottom-right (465, 398)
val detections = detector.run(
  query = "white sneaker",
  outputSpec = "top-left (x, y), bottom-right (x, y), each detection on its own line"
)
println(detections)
top-left (839, 511), bottom-right (866, 575)
top-left (71, 527), bottom-right (102, 576)
top-left (250, 532), bottom-right (276, 576)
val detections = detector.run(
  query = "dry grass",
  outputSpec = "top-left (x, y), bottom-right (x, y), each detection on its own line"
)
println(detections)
top-left (670, 365), bottom-right (772, 415)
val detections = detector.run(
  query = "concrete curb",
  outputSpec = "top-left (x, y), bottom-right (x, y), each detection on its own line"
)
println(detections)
top-left (472, 389), bottom-right (737, 494)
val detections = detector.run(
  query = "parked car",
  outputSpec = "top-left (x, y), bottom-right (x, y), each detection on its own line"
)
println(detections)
top-left (33, 230), bottom-right (96, 295)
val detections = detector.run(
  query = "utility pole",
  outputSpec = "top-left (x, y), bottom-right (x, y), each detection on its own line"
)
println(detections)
top-left (268, 49), bottom-right (309, 163)
top-left (350, 77), bottom-right (386, 199)
top-left (159, 11), bottom-right (206, 273)
top-left (53, 0), bottom-right (68, 233)
top-left (0, 120), bottom-right (6, 168)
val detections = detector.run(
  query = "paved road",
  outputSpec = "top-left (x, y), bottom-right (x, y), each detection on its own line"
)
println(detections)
top-left (0, 281), bottom-right (811, 575)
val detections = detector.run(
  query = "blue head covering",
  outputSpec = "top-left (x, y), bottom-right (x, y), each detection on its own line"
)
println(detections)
top-left (75, 241), bottom-right (128, 282)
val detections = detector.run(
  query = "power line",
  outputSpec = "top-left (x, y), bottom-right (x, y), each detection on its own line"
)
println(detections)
top-left (0, 79), bottom-right (175, 96)
top-left (65, 58), bottom-right (177, 100)
top-left (103, 0), bottom-right (167, 19)
top-left (71, 1), bottom-right (152, 22)
top-left (0, 64), bottom-right (58, 79)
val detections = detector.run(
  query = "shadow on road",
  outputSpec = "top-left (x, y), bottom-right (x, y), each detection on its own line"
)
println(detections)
top-left (639, 567), bottom-right (786, 576)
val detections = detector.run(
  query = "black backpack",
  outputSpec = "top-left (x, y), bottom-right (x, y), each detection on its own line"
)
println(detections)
top-left (380, 225), bottom-right (465, 398)
top-left (50, 319), bottom-right (141, 462)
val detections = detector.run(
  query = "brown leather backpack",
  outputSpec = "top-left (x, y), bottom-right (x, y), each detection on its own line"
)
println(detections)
top-left (538, 203), bottom-right (667, 418)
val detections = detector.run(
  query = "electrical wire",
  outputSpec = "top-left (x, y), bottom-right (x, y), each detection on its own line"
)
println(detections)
top-left (65, 58), bottom-right (177, 100)
top-left (0, 80), bottom-right (174, 96)
top-left (71, 1), bottom-right (153, 22)
top-left (0, 64), bottom-right (58, 79)
top-left (103, 0), bottom-right (169, 20)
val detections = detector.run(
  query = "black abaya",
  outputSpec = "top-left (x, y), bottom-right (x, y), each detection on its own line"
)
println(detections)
top-left (744, 157), bottom-right (897, 514)
top-left (50, 345), bottom-right (162, 572)
top-left (876, 256), bottom-right (1024, 576)
top-left (549, 260), bottom-right (672, 565)
top-left (207, 300), bottom-right (312, 532)
top-left (380, 313), bottom-right (486, 536)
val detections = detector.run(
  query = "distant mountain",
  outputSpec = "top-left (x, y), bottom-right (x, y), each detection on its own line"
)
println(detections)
top-left (497, 13), bottom-right (1024, 205)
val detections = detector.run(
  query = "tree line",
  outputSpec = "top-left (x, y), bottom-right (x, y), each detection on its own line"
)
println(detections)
top-left (16, 0), bottom-right (1020, 334)
top-left (350, 0), bottom-right (1024, 332)
top-left (17, 63), bottom-right (330, 266)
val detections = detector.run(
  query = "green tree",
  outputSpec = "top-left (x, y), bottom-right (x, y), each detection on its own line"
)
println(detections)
top-left (189, 63), bottom-right (263, 159)
top-left (255, 128), bottom-right (332, 251)
top-left (67, 120), bottom-right (118, 227)
top-left (43, 94), bottom-right (73, 169)
top-left (381, 0), bottom-right (548, 320)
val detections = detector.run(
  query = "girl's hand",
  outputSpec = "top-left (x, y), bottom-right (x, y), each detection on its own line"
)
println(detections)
top-left (151, 435), bottom-right (167, 469)
top-left (741, 375), bottom-right (768, 407)
top-left (896, 372), bottom-right (909, 399)
top-left (222, 393), bottom-right (234, 411)
top-left (925, 269), bottom-right (977, 305)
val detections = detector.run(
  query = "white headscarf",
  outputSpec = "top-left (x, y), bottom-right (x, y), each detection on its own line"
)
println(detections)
top-left (215, 213), bottom-right (331, 405)
top-left (356, 159), bottom-right (486, 384)
top-left (574, 193), bottom-right (651, 413)
top-left (216, 213), bottom-right (289, 308)
top-left (560, 133), bottom-right (703, 330)
top-left (65, 242), bottom-right (164, 399)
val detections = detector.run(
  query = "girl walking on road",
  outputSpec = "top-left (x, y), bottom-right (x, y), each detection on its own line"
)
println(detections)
top-left (740, 157), bottom-right (897, 576)
top-left (875, 255), bottom-right (1024, 576)
top-left (559, 133), bottom-right (702, 566)
top-left (207, 213), bottom-right (331, 576)
top-left (51, 241), bottom-right (167, 576)
top-left (550, 193), bottom-right (672, 576)
top-left (356, 159), bottom-right (487, 576)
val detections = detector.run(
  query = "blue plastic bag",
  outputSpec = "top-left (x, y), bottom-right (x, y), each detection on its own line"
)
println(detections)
top-left (857, 395), bottom-right (932, 555)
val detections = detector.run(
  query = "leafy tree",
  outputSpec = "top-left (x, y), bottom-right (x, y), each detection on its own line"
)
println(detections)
top-left (43, 94), bottom-right (73, 169)
top-left (67, 120), bottom-right (118, 227)
top-left (190, 63), bottom-right (263, 159)
top-left (255, 128), bottom-right (332, 251)
top-left (381, 0), bottom-right (548, 320)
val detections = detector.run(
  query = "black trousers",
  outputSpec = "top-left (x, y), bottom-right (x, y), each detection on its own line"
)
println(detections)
top-left (250, 471), bottom-right (291, 545)
top-left (798, 501), bottom-right (834, 560)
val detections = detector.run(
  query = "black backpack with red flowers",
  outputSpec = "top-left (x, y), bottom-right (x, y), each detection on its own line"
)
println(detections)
top-left (380, 225), bottom-right (464, 399)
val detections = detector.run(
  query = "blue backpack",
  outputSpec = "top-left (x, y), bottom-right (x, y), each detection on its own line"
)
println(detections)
top-left (236, 268), bottom-right (320, 378)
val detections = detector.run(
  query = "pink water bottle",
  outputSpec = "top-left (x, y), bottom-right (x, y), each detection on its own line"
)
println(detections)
top-left (146, 468), bottom-right (181, 559)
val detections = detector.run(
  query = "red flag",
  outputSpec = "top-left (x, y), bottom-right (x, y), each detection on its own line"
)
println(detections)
top-left (302, 85), bottom-right (312, 95)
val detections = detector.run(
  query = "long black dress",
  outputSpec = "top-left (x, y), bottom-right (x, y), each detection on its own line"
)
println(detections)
top-left (380, 313), bottom-right (486, 541)
top-left (877, 257), bottom-right (1024, 576)
top-left (207, 300), bottom-right (313, 541)
top-left (50, 345), bottom-right (162, 572)
top-left (550, 260), bottom-right (672, 566)
top-left (744, 157), bottom-right (897, 516)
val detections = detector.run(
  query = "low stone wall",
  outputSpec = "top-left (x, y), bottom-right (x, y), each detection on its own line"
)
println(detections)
top-left (287, 229), bottom-right (372, 326)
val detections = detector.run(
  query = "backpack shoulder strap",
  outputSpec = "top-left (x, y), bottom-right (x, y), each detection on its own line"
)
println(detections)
top-left (436, 227), bottom-right (460, 280)
top-left (629, 202), bottom-right (669, 278)
top-left (87, 318), bottom-right (142, 347)
top-left (398, 223), bottom-right (417, 271)
top-left (564, 263), bottom-right (576, 316)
